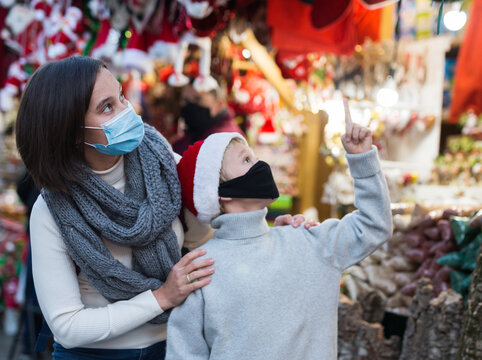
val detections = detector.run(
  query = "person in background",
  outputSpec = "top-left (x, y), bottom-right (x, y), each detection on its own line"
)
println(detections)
top-left (142, 85), bottom-right (180, 144)
top-left (172, 84), bottom-right (244, 155)
top-left (166, 98), bottom-right (393, 360)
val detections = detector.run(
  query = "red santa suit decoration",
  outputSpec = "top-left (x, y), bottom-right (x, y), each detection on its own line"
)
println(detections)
top-left (0, 60), bottom-right (29, 111)
top-left (44, 6), bottom-right (83, 60)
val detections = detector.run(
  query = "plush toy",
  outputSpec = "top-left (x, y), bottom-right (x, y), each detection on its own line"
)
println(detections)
top-left (91, 19), bottom-right (119, 60)
top-left (275, 52), bottom-right (311, 81)
top-left (45, 6), bottom-right (83, 60)
top-left (121, 26), bottom-right (155, 73)
top-left (31, 0), bottom-right (55, 22)
top-left (147, 0), bottom-right (179, 64)
top-left (230, 70), bottom-right (278, 116)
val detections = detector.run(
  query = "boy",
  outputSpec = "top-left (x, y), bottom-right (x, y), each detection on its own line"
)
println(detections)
top-left (166, 99), bottom-right (392, 359)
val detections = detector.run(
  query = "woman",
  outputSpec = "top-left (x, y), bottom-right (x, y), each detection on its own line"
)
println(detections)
top-left (15, 56), bottom-right (215, 359)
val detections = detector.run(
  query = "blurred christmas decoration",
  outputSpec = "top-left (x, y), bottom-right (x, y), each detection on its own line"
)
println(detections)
top-left (167, 0), bottom-right (233, 91)
top-left (431, 136), bottom-right (482, 186)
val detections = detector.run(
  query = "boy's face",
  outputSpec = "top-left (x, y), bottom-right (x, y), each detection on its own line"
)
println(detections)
top-left (222, 141), bottom-right (258, 180)
top-left (220, 141), bottom-right (276, 210)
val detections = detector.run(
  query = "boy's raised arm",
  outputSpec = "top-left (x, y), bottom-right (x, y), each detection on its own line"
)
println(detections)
top-left (306, 98), bottom-right (392, 270)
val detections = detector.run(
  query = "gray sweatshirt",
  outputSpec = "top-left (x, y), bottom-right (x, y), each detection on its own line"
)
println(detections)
top-left (166, 146), bottom-right (392, 360)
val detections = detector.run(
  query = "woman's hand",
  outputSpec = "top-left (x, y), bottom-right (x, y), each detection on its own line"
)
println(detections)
top-left (273, 214), bottom-right (319, 229)
top-left (153, 249), bottom-right (214, 310)
top-left (341, 97), bottom-right (372, 154)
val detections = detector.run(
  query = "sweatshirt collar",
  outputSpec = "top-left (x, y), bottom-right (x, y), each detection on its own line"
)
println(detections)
top-left (211, 208), bottom-right (270, 240)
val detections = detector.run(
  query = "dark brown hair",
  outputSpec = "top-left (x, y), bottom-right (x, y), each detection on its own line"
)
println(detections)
top-left (16, 56), bottom-right (104, 192)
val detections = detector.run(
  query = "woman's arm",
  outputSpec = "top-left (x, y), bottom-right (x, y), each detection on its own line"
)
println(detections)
top-left (30, 197), bottom-right (213, 348)
top-left (30, 197), bottom-right (164, 348)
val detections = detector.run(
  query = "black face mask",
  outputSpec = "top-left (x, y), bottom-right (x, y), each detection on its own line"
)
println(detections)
top-left (218, 161), bottom-right (280, 199)
top-left (181, 102), bottom-right (221, 135)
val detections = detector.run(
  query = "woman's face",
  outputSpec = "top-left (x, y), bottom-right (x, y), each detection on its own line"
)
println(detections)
top-left (84, 68), bottom-right (128, 146)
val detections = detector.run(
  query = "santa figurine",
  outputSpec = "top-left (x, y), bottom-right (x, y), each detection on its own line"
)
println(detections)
top-left (0, 60), bottom-right (29, 112)
top-left (32, 0), bottom-right (55, 22)
top-left (168, 0), bottom-right (232, 92)
top-left (45, 6), bottom-right (83, 60)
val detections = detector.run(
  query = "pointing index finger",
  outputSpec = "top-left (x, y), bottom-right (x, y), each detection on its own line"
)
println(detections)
top-left (343, 96), bottom-right (353, 127)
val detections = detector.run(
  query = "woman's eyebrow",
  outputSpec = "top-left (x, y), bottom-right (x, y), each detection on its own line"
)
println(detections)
top-left (96, 96), bottom-right (114, 112)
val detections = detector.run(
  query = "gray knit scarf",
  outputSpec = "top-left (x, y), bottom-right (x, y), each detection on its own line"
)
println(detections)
top-left (42, 125), bottom-right (181, 324)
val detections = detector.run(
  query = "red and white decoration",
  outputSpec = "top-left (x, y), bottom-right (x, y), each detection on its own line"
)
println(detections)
top-left (176, 132), bottom-right (246, 223)
top-left (168, 0), bottom-right (231, 92)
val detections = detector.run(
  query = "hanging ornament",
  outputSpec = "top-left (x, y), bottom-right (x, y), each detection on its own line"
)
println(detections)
top-left (31, 0), bottom-right (55, 22)
top-left (168, 0), bottom-right (233, 92)
top-left (127, 0), bottom-right (158, 34)
top-left (147, 0), bottom-right (179, 63)
top-left (258, 117), bottom-right (280, 144)
top-left (275, 52), bottom-right (311, 81)
top-left (120, 27), bottom-right (155, 73)
top-left (45, 7), bottom-right (83, 61)
top-left (230, 70), bottom-right (279, 116)
top-left (0, 60), bottom-right (29, 112)
top-left (90, 19), bottom-right (120, 60)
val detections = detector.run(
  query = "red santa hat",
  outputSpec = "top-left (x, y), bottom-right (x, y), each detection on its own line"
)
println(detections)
top-left (120, 27), bottom-right (154, 73)
top-left (177, 132), bottom-right (246, 223)
top-left (91, 19), bottom-right (118, 59)
top-left (32, 0), bottom-right (54, 22)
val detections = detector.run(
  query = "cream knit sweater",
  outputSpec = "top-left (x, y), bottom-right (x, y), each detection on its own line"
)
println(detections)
top-left (30, 155), bottom-right (213, 349)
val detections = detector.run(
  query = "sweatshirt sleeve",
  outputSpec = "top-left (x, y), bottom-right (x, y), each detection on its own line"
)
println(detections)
top-left (29, 197), bottom-right (164, 349)
top-left (166, 289), bottom-right (209, 360)
top-left (307, 146), bottom-right (392, 271)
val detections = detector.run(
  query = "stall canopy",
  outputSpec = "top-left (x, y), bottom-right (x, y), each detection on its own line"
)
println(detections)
top-left (450, 0), bottom-right (482, 123)
top-left (267, 0), bottom-right (384, 57)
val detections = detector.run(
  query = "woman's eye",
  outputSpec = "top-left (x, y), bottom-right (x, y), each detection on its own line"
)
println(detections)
top-left (103, 104), bottom-right (113, 113)
top-left (244, 157), bottom-right (250, 164)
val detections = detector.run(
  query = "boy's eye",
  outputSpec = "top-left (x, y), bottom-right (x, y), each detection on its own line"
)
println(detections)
top-left (244, 157), bottom-right (250, 164)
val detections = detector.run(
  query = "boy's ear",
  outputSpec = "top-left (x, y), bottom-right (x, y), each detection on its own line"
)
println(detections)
top-left (219, 196), bottom-right (232, 202)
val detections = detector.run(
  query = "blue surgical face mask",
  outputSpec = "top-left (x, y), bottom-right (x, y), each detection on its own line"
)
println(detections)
top-left (84, 102), bottom-right (145, 156)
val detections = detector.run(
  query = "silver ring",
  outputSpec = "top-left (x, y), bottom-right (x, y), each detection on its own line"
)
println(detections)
top-left (186, 273), bottom-right (192, 283)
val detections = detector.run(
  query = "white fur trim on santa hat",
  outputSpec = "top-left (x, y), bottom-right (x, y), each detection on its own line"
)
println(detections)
top-left (121, 48), bottom-right (153, 74)
top-left (179, 0), bottom-right (213, 19)
top-left (193, 132), bottom-right (246, 223)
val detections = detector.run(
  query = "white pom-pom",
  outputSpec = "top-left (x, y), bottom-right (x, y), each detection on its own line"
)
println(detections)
top-left (168, 72), bottom-right (190, 87)
top-left (193, 75), bottom-right (218, 92)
